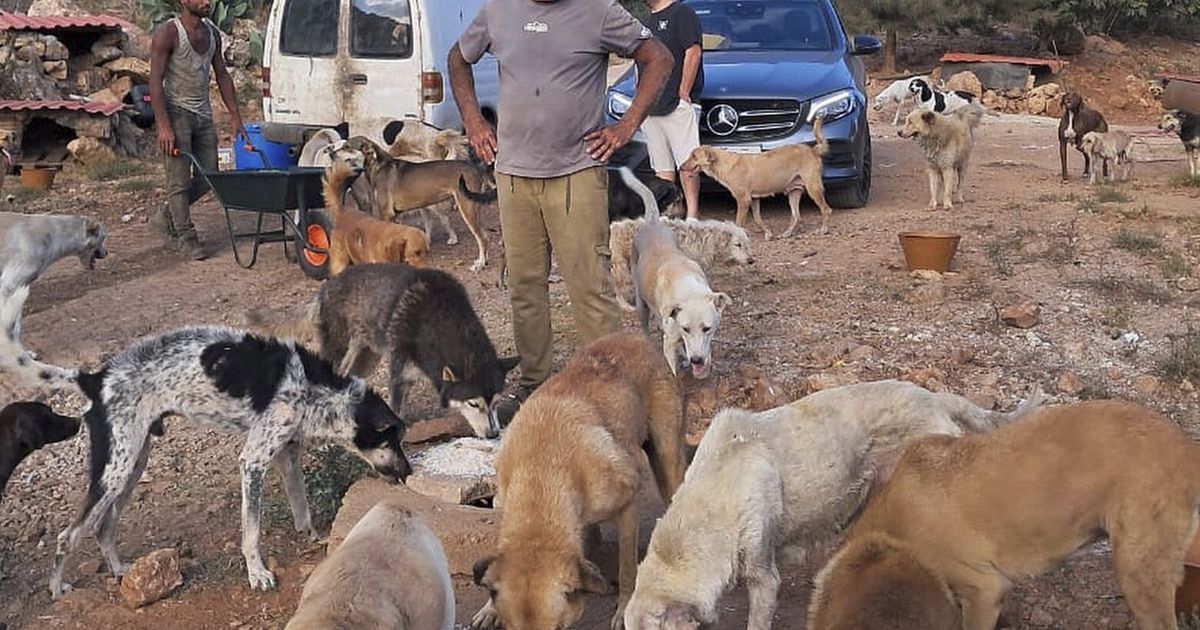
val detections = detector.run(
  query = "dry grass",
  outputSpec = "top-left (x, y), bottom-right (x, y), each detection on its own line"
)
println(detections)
top-left (85, 158), bottom-right (146, 182)
top-left (1094, 185), bottom-right (1131, 203)
top-left (1160, 328), bottom-right (1200, 384)
top-left (1112, 228), bottom-right (1161, 254)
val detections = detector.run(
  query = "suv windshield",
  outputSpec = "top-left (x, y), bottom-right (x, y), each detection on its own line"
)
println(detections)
top-left (690, 0), bottom-right (834, 51)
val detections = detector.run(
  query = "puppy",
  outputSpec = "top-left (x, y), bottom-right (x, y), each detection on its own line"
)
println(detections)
top-left (349, 136), bottom-right (494, 271)
top-left (323, 161), bottom-right (430, 275)
top-left (898, 105), bottom-right (985, 210)
top-left (1080, 130), bottom-right (1134, 184)
top-left (810, 400), bottom-right (1200, 630)
top-left (286, 503), bottom-right (454, 630)
top-left (0, 288), bottom-right (411, 597)
top-left (608, 168), bottom-right (684, 221)
top-left (682, 116), bottom-right (834, 237)
top-left (471, 333), bottom-right (687, 630)
top-left (626, 168), bottom-right (731, 379)
top-left (297, 128), bottom-right (349, 168)
top-left (609, 216), bottom-right (752, 311)
top-left (1159, 109), bottom-right (1200, 179)
top-left (0, 401), bottom-right (80, 500)
top-left (908, 77), bottom-right (976, 114)
top-left (873, 76), bottom-right (931, 126)
top-left (1058, 91), bottom-right (1108, 182)
top-left (622, 380), bottom-right (1041, 630)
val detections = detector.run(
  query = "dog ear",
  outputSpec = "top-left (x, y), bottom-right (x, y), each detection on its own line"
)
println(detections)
top-left (577, 558), bottom-right (612, 595)
top-left (382, 120), bottom-right (405, 147)
top-left (473, 556), bottom-right (496, 587)
top-left (711, 292), bottom-right (732, 312)
top-left (498, 356), bottom-right (520, 374)
top-left (442, 365), bottom-right (460, 383)
top-left (921, 111), bottom-right (935, 125)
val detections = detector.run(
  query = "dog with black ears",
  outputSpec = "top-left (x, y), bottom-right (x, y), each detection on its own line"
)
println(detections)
top-left (0, 401), bottom-right (81, 501)
top-left (0, 286), bottom-right (411, 598)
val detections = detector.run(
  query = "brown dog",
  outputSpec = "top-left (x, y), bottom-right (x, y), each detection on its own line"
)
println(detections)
top-left (471, 333), bottom-right (687, 630)
top-left (808, 400), bottom-right (1200, 630)
top-left (348, 136), bottom-right (494, 271)
top-left (1058, 91), bottom-right (1108, 183)
top-left (681, 117), bottom-right (834, 238)
top-left (323, 162), bottom-right (429, 277)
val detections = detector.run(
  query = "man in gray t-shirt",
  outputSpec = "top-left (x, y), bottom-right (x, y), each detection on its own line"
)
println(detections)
top-left (449, 0), bottom-right (671, 427)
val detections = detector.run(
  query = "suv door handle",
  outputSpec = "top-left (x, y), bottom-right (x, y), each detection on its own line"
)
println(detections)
top-left (348, 73), bottom-right (368, 85)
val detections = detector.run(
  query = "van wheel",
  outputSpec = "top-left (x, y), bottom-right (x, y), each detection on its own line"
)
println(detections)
top-left (298, 210), bottom-right (332, 280)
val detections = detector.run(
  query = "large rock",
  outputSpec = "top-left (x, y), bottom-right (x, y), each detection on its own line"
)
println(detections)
top-left (43, 35), bottom-right (68, 61)
top-left (119, 548), bottom-right (183, 608)
top-left (330, 477), bottom-right (498, 577)
top-left (91, 44), bottom-right (123, 65)
top-left (224, 19), bottom-right (259, 68)
top-left (1000, 300), bottom-right (1040, 329)
top-left (103, 57), bottom-right (150, 83)
top-left (108, 75), bottom-right (134, 101)
top-left (405, 437), bottom-right (498, 504)
top-left (944, 70), bottom-right (983, 98)
top-left (74, 67), bottom-right (112, 94)
top-left (0, 59), bottom-right (63, 100)
top-left (68, 136), bottom-right (118, 165)
top-left (42, 60), bottom-right (68, 81)
top-left (1026, 94), bottom-right (1048, 115)
top-left (27, 0), bottom-right (90, 16)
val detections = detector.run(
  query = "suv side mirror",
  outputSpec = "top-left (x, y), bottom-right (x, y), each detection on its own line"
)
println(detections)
top-left (851, 35), bottom-right (882, 56)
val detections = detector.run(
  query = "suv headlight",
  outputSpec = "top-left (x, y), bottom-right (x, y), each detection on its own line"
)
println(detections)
top-left (807, 89), bottom-right (855, 122)
top-left (608, 91), bottom-right (633, 119)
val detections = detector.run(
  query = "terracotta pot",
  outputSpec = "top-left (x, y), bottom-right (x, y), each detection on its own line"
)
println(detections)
top-left (19, 166), bottom-right (56, 191)
top-left (898, 231), bottom-right (961, 273)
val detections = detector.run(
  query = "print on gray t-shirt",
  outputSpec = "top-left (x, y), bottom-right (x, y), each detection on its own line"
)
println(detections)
top-left (458, 0), bottom-right (651, 179)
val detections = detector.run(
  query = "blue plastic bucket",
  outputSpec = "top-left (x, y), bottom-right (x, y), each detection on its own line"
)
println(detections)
top-left (234, 122), bottom-right (297, 170)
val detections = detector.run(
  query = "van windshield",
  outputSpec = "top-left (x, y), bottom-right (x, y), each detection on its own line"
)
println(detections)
top-left (351, 0), bottom-right (413, 59)
top-left (280, 0), bottom-right (338, 56)
top-left (689, 0), bottom-right (834, 51)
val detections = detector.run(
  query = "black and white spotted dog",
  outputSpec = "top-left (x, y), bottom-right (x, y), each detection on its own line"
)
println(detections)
top-left (0, 287), bottom-right (411, 598)
top-left (908, 77), bottom-right (977, 114)
top-left (1160, 109), bottom-right (1200, 179)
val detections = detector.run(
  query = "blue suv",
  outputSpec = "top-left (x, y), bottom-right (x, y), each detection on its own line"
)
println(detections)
top-left (606, 0), bottom-right (881, 208)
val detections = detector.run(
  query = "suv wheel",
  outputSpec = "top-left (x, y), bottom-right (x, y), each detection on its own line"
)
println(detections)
top-left (827, 133), bottom-right (872, 209)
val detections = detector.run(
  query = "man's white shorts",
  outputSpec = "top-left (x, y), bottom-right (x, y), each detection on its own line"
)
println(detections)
top-left (642, 100), bottom-right (701, 172)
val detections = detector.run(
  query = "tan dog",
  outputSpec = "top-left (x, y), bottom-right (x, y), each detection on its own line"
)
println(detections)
top-left (625, 168), bottom-right (731, 379)
top-left (809, 400), bottom-right (1200, 630)
top-left (622, 379), bottom-right (1040, 630)
top-left (609, 216), bottom-right (752, 311)
top-left (681, 117), bottom-right (833, 238)
top-left (1081, 130), bottom-right (1134, 184)
top-left (323, 162), bottom-right (430, 276)
top-left (348, 136), bottom-right (495, 271)
top-left (898, 104), bottom-right (984, 210)
top-left (286, 502), bottom-right (455, 630)
top-left (471, 333), bottom-right (687, 630)
top-left (384, 119), bottom-right (471, 161)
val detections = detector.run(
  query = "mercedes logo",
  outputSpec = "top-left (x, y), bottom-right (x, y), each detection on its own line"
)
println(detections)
top-left (707, 104), bottom-right (739, 137)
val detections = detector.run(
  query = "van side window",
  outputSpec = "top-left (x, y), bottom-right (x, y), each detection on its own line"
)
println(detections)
top-left (280, 0), bottom-right (338, 56)
top-left (350, 0), bottom-right (412, 59)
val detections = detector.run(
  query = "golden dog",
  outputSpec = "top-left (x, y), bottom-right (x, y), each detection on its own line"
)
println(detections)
top-left (897, 105), bottom-right (984, 210)
top-left (809, 400), bottom-right (1200, 630)
top-left (471, 333), bottom-right (687, 630)
top-left (323, 162), bottom-right (429, 276)
top-left (681, 117), bottom-right (833, 238)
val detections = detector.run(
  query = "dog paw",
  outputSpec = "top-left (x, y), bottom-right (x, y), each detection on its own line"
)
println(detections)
top-left (471, 600), bottom-right (501, 630)
top-left (446, 235), bottom-right (460, 246)
top-left (49, 580), bottom-right (74, 600)
top-left (247, 566), bottom-right (277, 591)
top-left (109, 561), bottom-right (130, 577)
top-left (610, 607), bottom-right (627, 630)
top-left (470, 259), bottom-right (486, 272)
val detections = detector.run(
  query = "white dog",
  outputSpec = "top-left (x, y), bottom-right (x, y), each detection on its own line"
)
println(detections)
top-left (625, 168), bottom-right (730, 378)
top-left (873, 76), bottom-right (930, 126)
top-left (622, 379), bottom-right (1042, 630)
top-left (1080, 130), bottom-right (1134, 184)
top-left (286, 503), bottom-right (454, 630)
top-left (610, 217), bottom-right (752, 311)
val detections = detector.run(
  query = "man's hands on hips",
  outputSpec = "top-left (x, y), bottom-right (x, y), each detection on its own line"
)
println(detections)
top-left (464, 115), bottom-right (498, 165)
top-left (584, 120), bottom-right (635, 163)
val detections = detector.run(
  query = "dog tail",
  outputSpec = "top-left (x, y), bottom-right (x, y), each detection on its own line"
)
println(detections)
top-left (245, 297), bottom-right (320, 346)
top-left (0, 286), bottom-right (82, 393)
top-left (811, 115), bottom-right (829, 157)
top-left (322, 161), bottom-right (356, 221)
top-left (458, 175), bottom-right (498, 204)
top-left (957, 103), bottom-right (986, 130)
top-left (943, 386), bottom-right (1044, 433)
top-left (618, 166), bottom-right (660, 222)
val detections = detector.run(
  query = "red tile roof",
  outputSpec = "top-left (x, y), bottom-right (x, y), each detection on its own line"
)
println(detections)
top-left (0, 99), bottom-right (124, 116)
top-left (1156, 72), bottom-right (1200, 85)
top-left (0, 11), bottom-right (129, 32)
top-left (940, 52), bottom-right (1069, 74)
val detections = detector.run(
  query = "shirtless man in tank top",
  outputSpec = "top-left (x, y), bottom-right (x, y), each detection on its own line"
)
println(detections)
top-left (148, 0), bottom-right (248, 260)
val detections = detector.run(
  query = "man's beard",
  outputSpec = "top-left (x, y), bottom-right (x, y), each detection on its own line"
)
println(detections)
top-left (184, 4), bottom-right (210, 17)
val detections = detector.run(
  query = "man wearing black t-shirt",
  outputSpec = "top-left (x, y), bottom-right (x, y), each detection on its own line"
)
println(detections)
top-left (639, 0), bottom-right (705, 220)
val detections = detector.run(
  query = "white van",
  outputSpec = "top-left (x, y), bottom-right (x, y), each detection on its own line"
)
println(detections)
top-left (260, 0), bottom-right (498, 147)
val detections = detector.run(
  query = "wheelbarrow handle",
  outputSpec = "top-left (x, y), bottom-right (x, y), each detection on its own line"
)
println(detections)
top-left (173, 148), bottom-right (206, 173)
top-left (172, 133), bottom-right (270, 171)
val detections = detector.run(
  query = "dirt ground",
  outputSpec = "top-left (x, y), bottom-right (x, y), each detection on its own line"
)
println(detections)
top-left (1, 98), bottom-right (1199, 629)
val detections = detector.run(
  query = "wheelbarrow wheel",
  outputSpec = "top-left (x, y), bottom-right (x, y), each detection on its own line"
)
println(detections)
top-left (298, 209), bottom-right (333, 280)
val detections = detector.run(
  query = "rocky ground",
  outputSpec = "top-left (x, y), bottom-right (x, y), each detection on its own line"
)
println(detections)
top-left (0, 100), bottom-right (1197, 628)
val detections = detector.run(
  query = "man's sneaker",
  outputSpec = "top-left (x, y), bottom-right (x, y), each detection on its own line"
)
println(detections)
top-left (177, 236), bottom-right (208, 261)
top-left (494, 383), bottom-right (537, 428)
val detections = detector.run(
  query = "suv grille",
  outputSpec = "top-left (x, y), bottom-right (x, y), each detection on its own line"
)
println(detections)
top-left (699, 99), bottom-right (806, 144)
